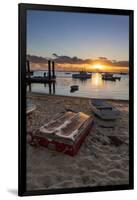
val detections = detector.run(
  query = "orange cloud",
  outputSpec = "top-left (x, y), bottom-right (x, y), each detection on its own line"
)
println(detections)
top-left (27, 54), bottom-right (129, 72)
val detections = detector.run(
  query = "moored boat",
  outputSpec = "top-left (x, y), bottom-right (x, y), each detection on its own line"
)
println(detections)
top-left (102, 73), bottom-right (116, 81)
top-left (72, 71), bottom-right (92, 79)
top-left (113, 76), bottom-right (121, 81)
top-left (120, 72), bottom-right (128, 75)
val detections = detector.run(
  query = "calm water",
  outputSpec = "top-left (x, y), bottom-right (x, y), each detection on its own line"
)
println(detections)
top-left (27, 71), bottom-right (129, 100)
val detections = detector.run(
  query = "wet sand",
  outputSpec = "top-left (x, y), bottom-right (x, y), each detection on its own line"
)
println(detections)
top-left (26, 93), bottom-right (129, 190)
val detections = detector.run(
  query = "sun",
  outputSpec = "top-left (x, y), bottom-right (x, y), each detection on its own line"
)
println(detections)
top-left (93, 64), bottom-right (103, 70)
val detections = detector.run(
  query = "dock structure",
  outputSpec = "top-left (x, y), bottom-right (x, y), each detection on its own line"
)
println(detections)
top-left (26, 60), bottom-right (33, 77)
top-left (26, 60), bottom-right (56, 83)
top-left (52, 61), bottom-right (55, 78)
top-left (48, 60), bottom-right (51, 80)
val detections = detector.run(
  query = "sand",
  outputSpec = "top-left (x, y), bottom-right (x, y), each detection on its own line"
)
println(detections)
top-left (26, 93), bottom-right (129, 191)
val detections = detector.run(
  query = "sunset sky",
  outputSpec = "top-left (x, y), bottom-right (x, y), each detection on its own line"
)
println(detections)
top-left (27, 10), bottom-right (129, 72)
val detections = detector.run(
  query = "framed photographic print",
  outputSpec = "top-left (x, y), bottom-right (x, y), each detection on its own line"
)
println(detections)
top-left (18, 3), bottom-right (134, 196)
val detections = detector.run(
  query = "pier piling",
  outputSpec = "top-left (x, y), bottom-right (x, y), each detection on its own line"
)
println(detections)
top-left (26, 60), bottom-right (30, 79)
top-left (48, 60), bottom-right (51, 80)
top-left (52, 61), bottom-right (55, 78)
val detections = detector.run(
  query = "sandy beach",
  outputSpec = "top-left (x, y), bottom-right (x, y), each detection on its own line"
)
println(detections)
top-left (26, 93), bottom-right (129, 191)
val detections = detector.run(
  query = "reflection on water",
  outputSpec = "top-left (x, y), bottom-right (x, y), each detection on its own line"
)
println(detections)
top-left (27, 72), bottom-right (129, 100)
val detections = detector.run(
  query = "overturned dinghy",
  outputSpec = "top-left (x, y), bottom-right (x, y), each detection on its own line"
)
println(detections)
top-left (90, 99), bottom-right (120, 121)
top-left (33, 111), bottom-right (94, 156)
top-left (26, 100), bottom-right (36, 114)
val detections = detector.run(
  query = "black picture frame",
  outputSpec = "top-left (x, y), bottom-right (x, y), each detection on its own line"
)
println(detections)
top-left (18, 3), bottom-right (134, 196)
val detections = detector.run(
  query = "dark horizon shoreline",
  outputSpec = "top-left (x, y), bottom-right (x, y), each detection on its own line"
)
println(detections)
top-left (30, 70), bottom-right (129, 74)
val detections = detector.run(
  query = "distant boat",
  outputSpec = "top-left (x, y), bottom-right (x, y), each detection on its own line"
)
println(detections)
top-left (102, 73), bottom-right (120, 81)
top-left (120, 72), bottom-right (127, 75)
top-left (113, 75), bottom-right (121, 81)
top-left (70, 85), bottom-right (79, 92)
top-left (72, 71), bottom-right (92, 79)
top-left (102, 73), bottom-right (115, 81)
top-left (65, 72), bottom-right (71, 74)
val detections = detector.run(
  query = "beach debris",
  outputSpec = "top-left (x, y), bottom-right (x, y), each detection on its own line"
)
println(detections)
top-left (65, 107), bottom-right (77, 113)
top-left (108, 136), bottom-right (124, 147)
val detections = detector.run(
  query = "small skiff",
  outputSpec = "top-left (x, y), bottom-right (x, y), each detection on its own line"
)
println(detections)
top-left (90, 99), bottom-right (120, 120)
top-left (70, 85), bottom-right (79, 92)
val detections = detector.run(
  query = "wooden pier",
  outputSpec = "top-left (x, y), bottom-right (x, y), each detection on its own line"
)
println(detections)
top-left (27, 79), bottom-right (56, 94)
top-left (26, 60), bottom-right (56, 84)
top-left (26, 77), bottom-right (56, 83)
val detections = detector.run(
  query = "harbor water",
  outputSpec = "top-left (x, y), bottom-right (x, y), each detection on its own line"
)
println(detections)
top-left (27, 71), bottom-right (129, 100)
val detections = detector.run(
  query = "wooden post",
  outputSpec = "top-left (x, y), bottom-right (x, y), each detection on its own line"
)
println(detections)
top-left (52, 61), bottom-right (55, 78)
top-left (26, 60), bottom-right (30, 79)
top-left (53, 82), bottom-right (55, 94)
top-left (48, 60), bottom-right (51, 80)
top-left (49, 83), bottom-right (52, 94)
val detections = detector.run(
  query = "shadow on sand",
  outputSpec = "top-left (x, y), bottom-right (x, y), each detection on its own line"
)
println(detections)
top-left (7, 189), bottom-right (18, 196)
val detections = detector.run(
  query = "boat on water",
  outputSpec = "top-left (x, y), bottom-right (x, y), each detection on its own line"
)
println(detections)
top-left (72, 71), bottom-right (92, 79)
top-left (33, 111), bottom-right (94, 156)
top-left (65, 72), bottom-right (71, 74)
top-left (70, 85), bottom-right (79, 92)
top-left (90, 99), bottom-right (120, 121)
top-left (113, 75), bottom-right (121, 80)
top-left (102, 73), bottom-right (120, 81)
top-left (120, 72), bottom-right (128, 75)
